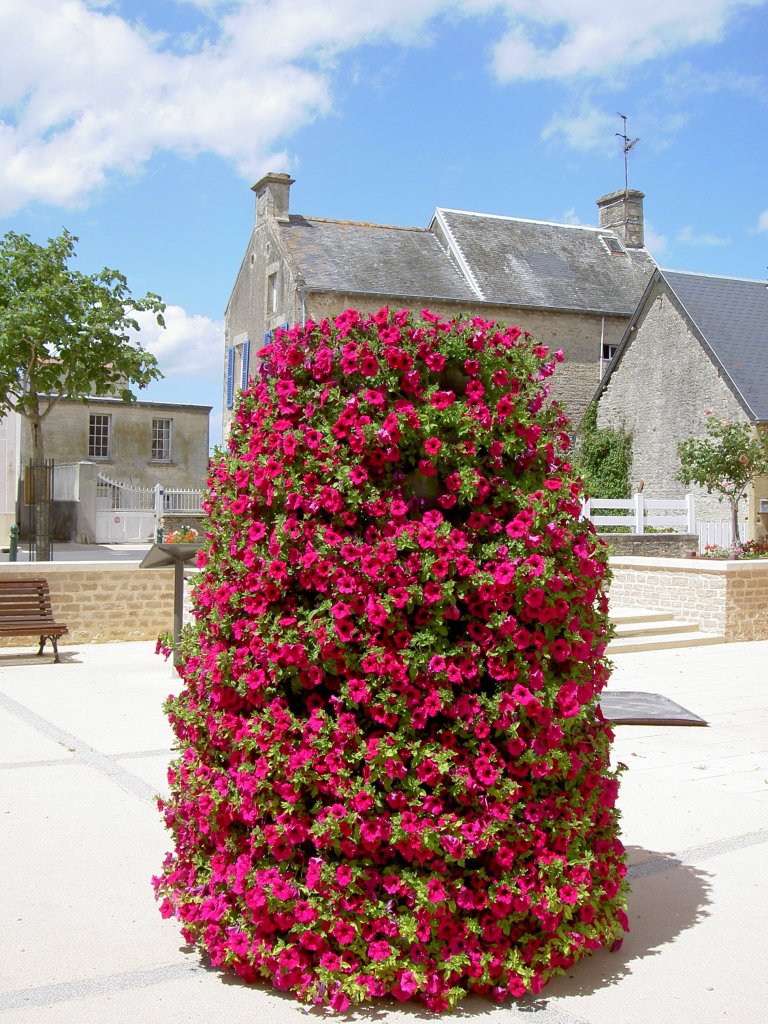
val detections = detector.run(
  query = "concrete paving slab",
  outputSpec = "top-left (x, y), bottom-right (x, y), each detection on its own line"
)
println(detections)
top-left (0, 643), bottom-right (176, 756)
top-left (112, 752), bottom-right (173, 800)
top-left (0, 705), bottom-right (73, 765)
top-left (1, 543), bottom-right (153, 564)
top-left (612, 772), bottom-right (768, 852)
top-left (0, 764), bottom-right (178, 994)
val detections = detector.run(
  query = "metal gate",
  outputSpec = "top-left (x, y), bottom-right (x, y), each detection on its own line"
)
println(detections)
top-left (24, 459), bottom-right (54, 560)
top-left (95, 473), bottom-right (162, 543)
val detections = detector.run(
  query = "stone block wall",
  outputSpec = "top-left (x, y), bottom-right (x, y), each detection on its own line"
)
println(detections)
top-left (723, 569), bottom-right (768, 639)
top-left (596, 282), bottom-right (752, 523)
top-left (0, 561), bottom-right (174, 646)
top-left (19, 398), bottom-right (211, 491)
top-left (599, 533), bottom-right (699, 557)
top-left (608, 556), bottom-right (768, 640)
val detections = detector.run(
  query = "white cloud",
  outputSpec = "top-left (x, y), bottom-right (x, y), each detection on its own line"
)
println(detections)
top-left (541, 101), bottom-right (617, 154)
top-left (490, 0), bottom-right (765, 81)
top-left (643, 222), bottom-right (670, 260)
top-left (131, 305), bottom-right (223, 379)
top-left (677, 225), bottom-right (732, 247)
top-left (561, 206), bottom-right (587, 225)
top-left (755, 210), bottom-right (768, 232)
top-left (0, 0), bottom-right (763, 212)
top-left (662, 61), bottom-right (766, 100)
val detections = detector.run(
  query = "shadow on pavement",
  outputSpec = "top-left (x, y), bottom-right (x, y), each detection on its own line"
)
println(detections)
top-left (0, 649), bottom-right (83, 667)
top-left (167, 846), bottom-right (711, 1019)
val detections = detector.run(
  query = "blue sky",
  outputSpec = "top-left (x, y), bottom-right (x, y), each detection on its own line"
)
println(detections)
top-left (1, 0), bottom-right (767, 448)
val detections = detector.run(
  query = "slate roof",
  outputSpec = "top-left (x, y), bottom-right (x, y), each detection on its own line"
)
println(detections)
top-left (279, 209), bottom-right (656, 315)
top-left (662, 269), bottom-right (768, 422)
top-left (433, 209), bottom-right (655, 314)
top-left (280, 217), bottom-right (478, 302)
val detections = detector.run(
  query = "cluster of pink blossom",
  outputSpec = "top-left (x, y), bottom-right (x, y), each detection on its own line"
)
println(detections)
top-left (154, 308), bottom-right (628, 1012)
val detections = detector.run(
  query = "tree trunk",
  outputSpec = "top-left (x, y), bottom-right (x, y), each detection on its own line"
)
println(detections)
top-left (30, 411), bottom-right (46, 464)
top-left (29, 415), bottom-right (52, 561)
top-left (731, 499), bottom-right (741, 547)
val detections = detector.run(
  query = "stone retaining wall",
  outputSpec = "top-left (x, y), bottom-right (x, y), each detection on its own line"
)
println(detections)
top-left (609, 556), bottom-right (768, 641)
top-left (599, 534), bottom-right (699, 558)
top-left (0, 561), bottom-right (174, 646)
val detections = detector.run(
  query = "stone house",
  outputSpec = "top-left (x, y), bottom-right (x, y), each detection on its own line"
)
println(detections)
top-left (595, 268), bottom-right (768, 541)
top-left (0, 397), bottom-right (211, 541)
top-left (224, 173), bottom-right (655, 435)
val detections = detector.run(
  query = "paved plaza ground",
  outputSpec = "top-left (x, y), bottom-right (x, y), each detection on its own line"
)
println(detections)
top-left (1, 542), bottom-right (154, 564)
top-left (1, 638), bottom-right (766, 1023)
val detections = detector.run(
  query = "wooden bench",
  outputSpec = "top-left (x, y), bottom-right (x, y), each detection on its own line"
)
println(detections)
top-left (0, 578), bottom-right (69, 662)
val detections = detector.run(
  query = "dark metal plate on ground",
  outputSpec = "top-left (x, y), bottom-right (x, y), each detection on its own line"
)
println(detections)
top-left (599, 690), bottom-right (707, 726)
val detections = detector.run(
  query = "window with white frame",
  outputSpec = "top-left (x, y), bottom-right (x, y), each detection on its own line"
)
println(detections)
top-left (267, 271), bottom-right (277, 313)
top-left (151, 418), bottom-right (172, 462)
top-left (600, 342), bottom-right (619, 378)
top-left (88, 414), bottom-right (111, 459)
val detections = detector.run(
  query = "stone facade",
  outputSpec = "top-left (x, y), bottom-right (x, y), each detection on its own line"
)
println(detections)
top-left (596, 279), bottom-right (768, 537)
top-left (599, 533), bottom-right (699, 557)
top-left (0, 561), bottom-right (174, 645)
top-left (0, 409), bottom-right (20, 539)
top-left (608, 556), bottom-right (768, 641)
top-left (18, 397), bottom-right (211, 490)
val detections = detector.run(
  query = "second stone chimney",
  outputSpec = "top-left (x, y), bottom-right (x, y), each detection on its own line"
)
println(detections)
top-left (252, 172), bottom-right (295, 225)
top-left (596, 188), bottom-right (645, 249)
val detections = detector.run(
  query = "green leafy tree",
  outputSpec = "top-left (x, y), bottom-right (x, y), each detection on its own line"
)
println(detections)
top-left (677, 414), bottom-right (768, 544)
top-left (0, 228), bottom-right (165, 464)
top-left (574, 403), bottom-right (632, 499)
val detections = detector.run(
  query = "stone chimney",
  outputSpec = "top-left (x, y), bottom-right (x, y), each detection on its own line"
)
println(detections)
top-left (596, 188), bottom-right (645, 249)
top-left (252, 172), bottom-right (295, 224)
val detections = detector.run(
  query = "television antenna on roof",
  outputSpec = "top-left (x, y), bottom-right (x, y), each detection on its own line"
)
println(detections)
top-left (616, 113), bottom-right (639, 192)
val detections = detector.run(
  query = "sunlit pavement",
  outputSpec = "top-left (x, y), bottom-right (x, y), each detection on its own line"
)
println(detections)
top-left (1, 639), bottom-right (766, 1023)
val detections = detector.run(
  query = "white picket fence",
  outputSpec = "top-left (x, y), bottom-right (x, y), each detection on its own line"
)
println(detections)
top-left (95, 473), bottom-right (204, 542)
top-left (582, 493), bottom-right (745, 553)
top-left (696, 521), bottom-right (742, 551)
top-left (582, 493), bottom-right (696, 534)
top-left (164, 489), bottom-right (205, 513)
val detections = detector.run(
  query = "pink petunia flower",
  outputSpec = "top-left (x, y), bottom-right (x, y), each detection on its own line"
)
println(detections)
top-left (367, 940), bottom-right (392, 961)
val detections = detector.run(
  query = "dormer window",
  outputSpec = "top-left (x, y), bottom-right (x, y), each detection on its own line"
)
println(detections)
top-left (600, 234), bottom-right (626, 255)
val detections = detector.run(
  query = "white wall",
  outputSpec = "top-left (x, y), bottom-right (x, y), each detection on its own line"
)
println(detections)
top-left (0, 411), bottom-right (21, 540)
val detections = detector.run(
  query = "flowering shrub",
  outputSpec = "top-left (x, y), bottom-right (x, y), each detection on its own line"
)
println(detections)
top-left (702, 539), bottom-right (768, 559)
top-left (701, 543), bottom-right (733, 559)
top-left (154, 308), bottom-right (628, 1012)
top-left (737, 538), bottom-right (768, 559)
top-left (678, 412), bottom-right (768, 545)
top-left (164, 526), bottom-right (199, 544)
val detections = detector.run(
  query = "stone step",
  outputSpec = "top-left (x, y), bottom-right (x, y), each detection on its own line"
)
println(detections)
top-left (613, 617), bottom-right (701, 639)
top-left (607, 606), bottom-right (726, 653)
top-left (607, 630), bottom-right (727, 654)
top-left (610, 607), bottom-right (673, 625)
